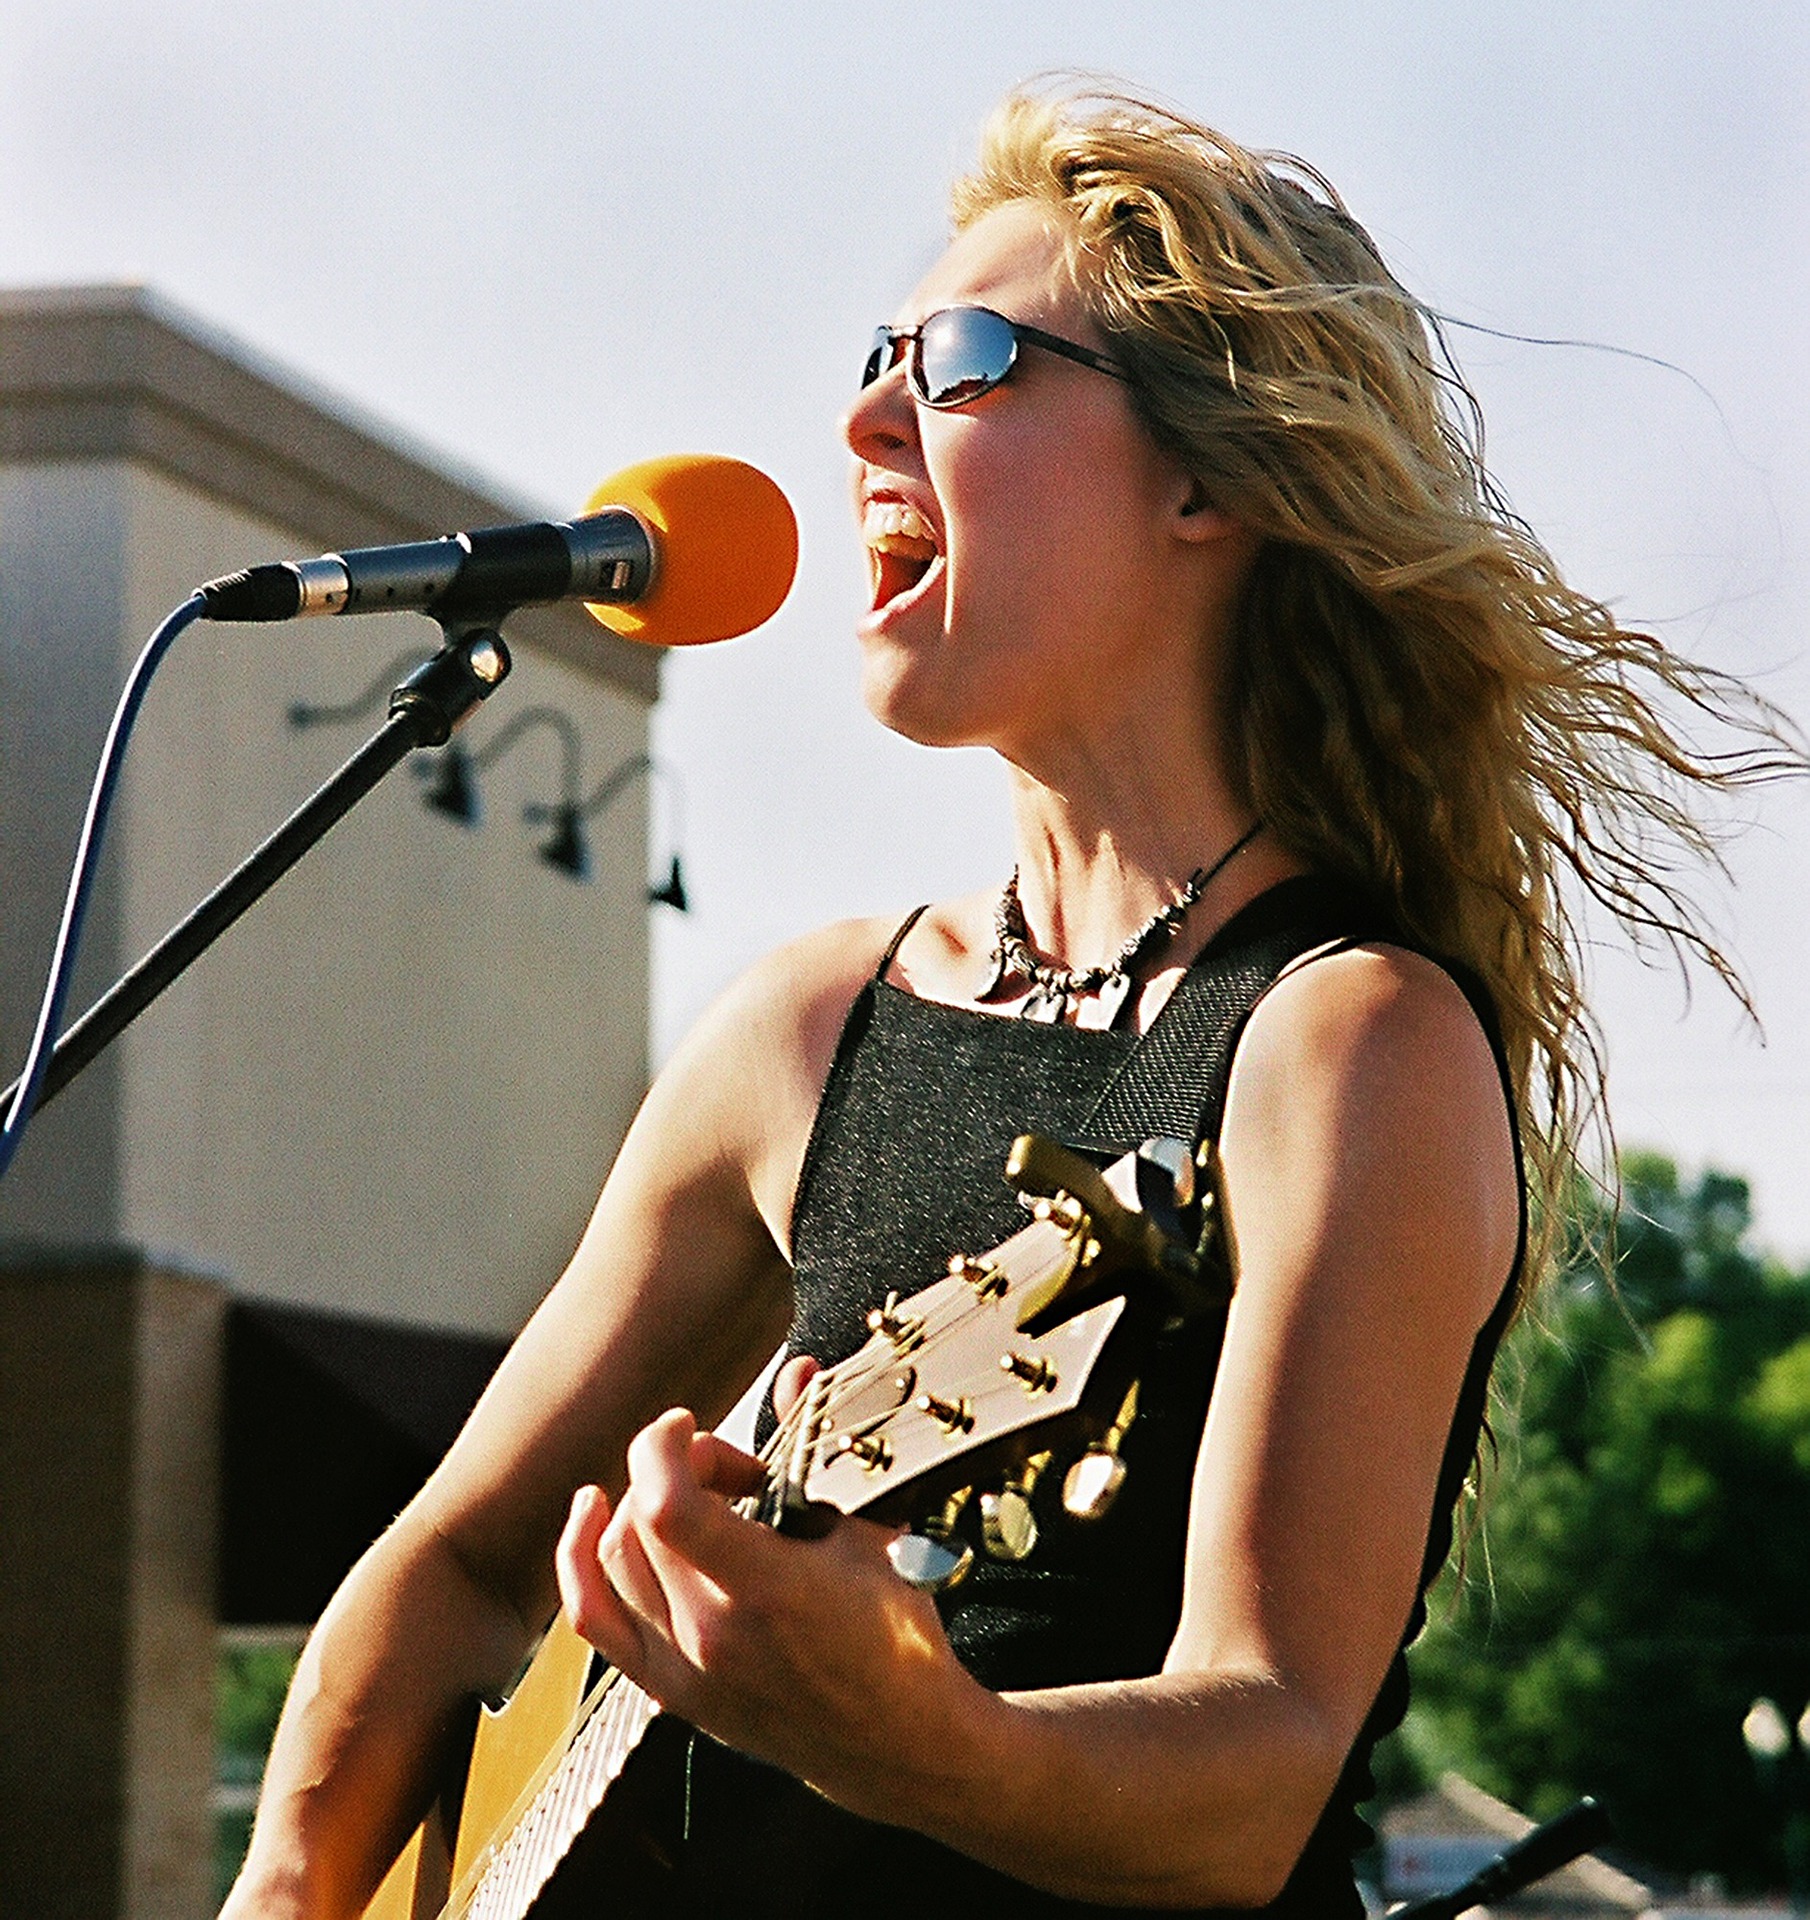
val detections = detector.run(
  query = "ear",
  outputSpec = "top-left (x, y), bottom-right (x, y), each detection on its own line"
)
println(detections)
top-left (1169, 471), bottom-right (1244, 544)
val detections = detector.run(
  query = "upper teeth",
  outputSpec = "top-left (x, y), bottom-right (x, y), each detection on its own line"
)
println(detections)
top-left (864, 500), bottom-right (937, 551)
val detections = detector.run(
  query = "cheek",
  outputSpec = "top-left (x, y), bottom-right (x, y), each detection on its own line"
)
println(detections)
top-left (938, 434), bottom-right (1088, 612)
top-left (944, 471), bottom-right (1141, 653)
top-left (945, 399), bottom-right (1159, 559)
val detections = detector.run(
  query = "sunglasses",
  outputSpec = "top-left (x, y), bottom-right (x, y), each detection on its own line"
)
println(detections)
top-left (862, 304), bottom-right (1129, 409)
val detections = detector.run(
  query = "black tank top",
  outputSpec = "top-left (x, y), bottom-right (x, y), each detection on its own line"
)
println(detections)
top-left (657, 877), bottom-right (1520, 1919)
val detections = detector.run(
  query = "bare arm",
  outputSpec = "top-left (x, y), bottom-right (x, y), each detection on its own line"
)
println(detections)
top-left (222, 920), bottom-right (894, 1919)
top-left (556, 945), bottom-right (1520, 1908)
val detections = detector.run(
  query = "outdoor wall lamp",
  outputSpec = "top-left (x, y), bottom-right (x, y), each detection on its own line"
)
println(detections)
top-left (521, 753), bottom-right (686, 904)
top-left (290, 665), bottom-right (687, 908)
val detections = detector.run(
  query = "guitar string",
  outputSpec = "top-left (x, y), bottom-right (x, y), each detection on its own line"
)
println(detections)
top-left (446, 1214), bottom-right (1080, 1919)
top-left (755, 1211), bottom-right (1072, 1485)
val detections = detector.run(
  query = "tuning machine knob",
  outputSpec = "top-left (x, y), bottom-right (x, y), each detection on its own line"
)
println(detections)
top-left (1062, 1379), bottom-right (1140, 1522)
top-left (888, 1487), bottom-right (975, 1592)
top-left (1061, 1449), bottom-right (1127, 1522)
top-left (1001, 1349), bottom-right (1057, 1392)
top-left (866, 1290), bottom-right (924, 1351)
top-left (981, 1451), bottom-right (1052, 1562)
top-left (1133, 1136), bottom-right (1196, 1235)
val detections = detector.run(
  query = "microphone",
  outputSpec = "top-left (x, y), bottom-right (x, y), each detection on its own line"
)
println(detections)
top-left (198, 453), bottom-right (797, 647)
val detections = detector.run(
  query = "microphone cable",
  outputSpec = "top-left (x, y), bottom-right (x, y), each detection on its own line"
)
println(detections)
top-left (0, 591), bottom-right (208, 1182)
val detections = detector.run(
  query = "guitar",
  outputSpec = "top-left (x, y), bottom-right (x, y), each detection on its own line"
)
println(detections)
top-left (360, 1132), bottom-right (1228, 1920)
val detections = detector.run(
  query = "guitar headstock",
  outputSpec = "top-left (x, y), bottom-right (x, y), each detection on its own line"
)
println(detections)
top-left (764, 1132), bottom-right (1228, 1584)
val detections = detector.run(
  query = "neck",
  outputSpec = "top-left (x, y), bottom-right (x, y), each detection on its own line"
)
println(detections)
top-left (1004, 754), bottom-right (1262, 973)
top-left (982, 561), bottom-right (1275, 969)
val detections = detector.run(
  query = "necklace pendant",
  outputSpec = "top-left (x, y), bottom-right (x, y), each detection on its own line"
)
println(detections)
top-left (986, 821), bottom-right (1265, 1030)
top-left (1093, 970), bottom-right (1136, 1031)
top-left (1019, 983), bottom-right (1068, 1023)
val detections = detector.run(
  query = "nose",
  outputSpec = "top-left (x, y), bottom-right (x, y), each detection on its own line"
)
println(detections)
top-left (841, 355), bottom-right (919, 466)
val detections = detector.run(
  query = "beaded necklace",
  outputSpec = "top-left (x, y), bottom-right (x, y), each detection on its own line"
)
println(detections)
top-left (978, 821), bottom-right (1265, 1025)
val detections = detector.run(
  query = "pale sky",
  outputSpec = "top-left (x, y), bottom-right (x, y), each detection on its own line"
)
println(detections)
top-left (4, 2), bottom-right (1807, 1247)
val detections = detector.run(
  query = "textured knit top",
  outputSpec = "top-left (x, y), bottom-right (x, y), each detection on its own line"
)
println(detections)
top-left (672, 877), bottom-right (1520, 1919)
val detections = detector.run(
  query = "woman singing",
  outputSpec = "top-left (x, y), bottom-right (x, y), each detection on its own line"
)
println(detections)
top-left (225, 87), bottom-right (1779, 1917)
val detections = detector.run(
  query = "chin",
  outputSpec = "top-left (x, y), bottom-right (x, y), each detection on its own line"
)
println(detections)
top-left (858, 648), bottom-right (994, 752)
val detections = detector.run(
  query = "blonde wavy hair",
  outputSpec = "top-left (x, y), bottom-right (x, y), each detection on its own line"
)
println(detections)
top-left (954, 86), bottom-right (1795, 1295)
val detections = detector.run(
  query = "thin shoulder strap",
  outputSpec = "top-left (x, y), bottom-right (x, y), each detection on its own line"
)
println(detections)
top-left (1081, 878), bottom-right (1387, 1150)
top-left (787, 904), bottom-right (932, 1258)
top-left (873, 904), bottom-right (931, 984)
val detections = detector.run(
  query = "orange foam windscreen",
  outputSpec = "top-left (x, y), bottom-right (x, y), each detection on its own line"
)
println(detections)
top-left (582, 454), bottom-right (798, 647)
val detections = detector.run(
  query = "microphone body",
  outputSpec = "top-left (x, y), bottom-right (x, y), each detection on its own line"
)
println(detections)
top-left (198, 452), bottom-right (799, 647)
top-left (200, 510), bottom-right (655, 625)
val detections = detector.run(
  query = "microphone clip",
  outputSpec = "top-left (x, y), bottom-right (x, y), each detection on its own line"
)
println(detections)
top-left (389, 628), bottom-right (511, 749)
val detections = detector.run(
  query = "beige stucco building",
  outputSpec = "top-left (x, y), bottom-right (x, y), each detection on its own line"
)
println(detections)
top-left (0, 285), bottom-right (664, 1916)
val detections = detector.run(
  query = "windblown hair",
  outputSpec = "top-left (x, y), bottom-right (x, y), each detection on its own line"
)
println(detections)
top-left (955, 86), bottom-right (1795, 1296)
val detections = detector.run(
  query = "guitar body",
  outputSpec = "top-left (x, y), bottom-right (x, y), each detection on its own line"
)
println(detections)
top-left (362, 1818), bottom-right (450, 1920)
top-left (355, 1616), bottom-right (593, 1920)
top-left (450, 1617), bottom-right (597, 1892)
top-left (355, 1134), bottom-right (1220, 1920)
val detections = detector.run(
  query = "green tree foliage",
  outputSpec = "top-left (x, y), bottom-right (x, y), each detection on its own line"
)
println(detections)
top-left (1396, 1154), bottom-right (1810, 1887)
top-left (216, 1640), bottom-right (301, 1902)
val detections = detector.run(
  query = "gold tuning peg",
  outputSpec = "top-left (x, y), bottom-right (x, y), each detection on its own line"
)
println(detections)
top-left (866, 1291), bottom-right (924, 1351)
top-left (887, 1488), bottom-right (975, 1592)
top-left (1061, 1449), bottom-right (1127, 1522)
top-left (1062, 1380), bottom-right (1140, 1522)
top-left (948, 1253), bottom-right (1008, 1300)
top-left (1001, 1349), bottom-right (1058, 1392)
top-left (981, 1451), bottom-right (1052, 1562)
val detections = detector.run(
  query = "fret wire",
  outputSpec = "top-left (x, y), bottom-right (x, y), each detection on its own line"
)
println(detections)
top-left (493, 1818), bottom-right (519, 1910)
top-left (490, 1837), bottom-right (519, 1919)
top-left (536, 1736), bottom-right (584, 1898)
top-left (567, 1685), bottom-right (607, 1802)
top-left (587, 1681), bottom-right (633, 1802)
top-left (540, 1730), bottom-right (581, 1856)
top-left (578, 1681), bottom-right (617, 1795)
top-left (496, 1750), bottom-right (561, 1915)
top-left (462, 1673), bottom-right (662, 1920)
top-left (456, 1675), bottom-right (607, 1920)
top-left (501, 1784), bottom-right (535, 1915)
top-left (596, 1677), bottom-right (633, 1779)
top-left (553, 1687), bottom-right (616, 1840)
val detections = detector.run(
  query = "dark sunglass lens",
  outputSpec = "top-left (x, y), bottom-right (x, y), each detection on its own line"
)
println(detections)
top-left (862, 328), bottom-right (897, 390)
top-left (916, 308), bottom-right (1018, 407)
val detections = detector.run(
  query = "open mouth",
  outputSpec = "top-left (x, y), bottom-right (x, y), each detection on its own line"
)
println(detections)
top-left (863, 499), bottom-right (941, 611)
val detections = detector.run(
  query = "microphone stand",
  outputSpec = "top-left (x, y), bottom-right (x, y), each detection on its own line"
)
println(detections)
top-left (1388, 1797), bottom-right (1614, 1919)
top-left (1, 628), bottom-right (510, 1120)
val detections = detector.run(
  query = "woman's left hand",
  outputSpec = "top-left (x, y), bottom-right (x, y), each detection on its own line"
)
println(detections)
top-left (554, 1390), bottom-right (985, 1820)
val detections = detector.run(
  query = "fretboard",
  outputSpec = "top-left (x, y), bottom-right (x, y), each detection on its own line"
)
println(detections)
top-left (449, 1667), bottom-right (662, 1920)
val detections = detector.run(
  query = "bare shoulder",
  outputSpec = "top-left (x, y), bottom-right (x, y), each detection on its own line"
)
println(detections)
top-left (1219, 942), bottom-right (1519, 1332)
top-left (667, 913), bottom-right (904, 1099)
top-left (640, 913), bottom-right (914, 1254)
top-left (1237, 942), bottom-right (1504, 1102)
